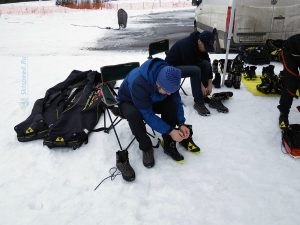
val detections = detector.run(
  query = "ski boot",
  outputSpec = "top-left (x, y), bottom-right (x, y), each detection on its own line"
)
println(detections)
top-left (208, 96), bottom-right (229, 113)
top-left (256, 75), bottom-right (271, 94)
top-left (244, 66), bottom-right (257, 80)
top-left (162, 135), bottom-right (184, 163)
top-left (219, 59), bottom-right (225, 73)
top-left (211, 91), bottom-right (233, 101)
top-left (231, 56), bottom-right (244, 73)
top-left (179, 125), bottom-right (200, 154)
top-left (276, 71), bottom-right (285, 93)
top-left (243, 66), bottom-right (249, 78)
top-left (249, 66), bottom-right (257, 80)
top-left (212, 59), bottom-right (219, 73)
top-left (233, 73), bottom-right (241, 89)
top-left (226, 59), bottom-right (233, 73)
top-left (279, 113), bottom-right (289, 130)
top-left (212, 72), bottom-right (221, 88)
top-left (116, 150), bottom-right (135, 182)
top-left (224, 72), bottom-right (234, 88)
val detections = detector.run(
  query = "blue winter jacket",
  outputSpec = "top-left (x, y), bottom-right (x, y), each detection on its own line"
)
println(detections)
top-left (118, 58), bottom-right (185, 135)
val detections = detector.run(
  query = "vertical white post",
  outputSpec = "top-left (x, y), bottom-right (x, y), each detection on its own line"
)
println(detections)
top-left (222, 0), bottom-right (236, 86)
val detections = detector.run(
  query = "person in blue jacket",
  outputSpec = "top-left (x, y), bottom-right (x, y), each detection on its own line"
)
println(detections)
top-left (117, 58), bottom-right (200, 181)
top-left (166, 31), bottom-right (214, 116)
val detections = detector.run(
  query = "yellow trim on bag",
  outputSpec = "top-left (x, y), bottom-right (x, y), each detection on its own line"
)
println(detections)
top-left (55, 137), bottom-right (65, 142)
top-left (25, 127), bottom-right (34, 134)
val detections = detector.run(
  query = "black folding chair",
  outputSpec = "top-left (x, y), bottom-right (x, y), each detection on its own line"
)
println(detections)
top-left (99, 62), bottom-right (157, 151)
top-left (148, 39), bottom-right (188, 95)
top-left (148, 39), bottom-right (169, 59)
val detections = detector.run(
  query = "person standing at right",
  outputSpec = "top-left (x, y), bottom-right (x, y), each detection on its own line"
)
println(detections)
top-left (166, 31), bottom-right (214, 116)
top-left (278, 34), bottom-right (300, 129)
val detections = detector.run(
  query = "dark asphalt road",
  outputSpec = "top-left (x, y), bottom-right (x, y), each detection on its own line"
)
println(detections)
top-left (87, 9), bottom-right (195, 52)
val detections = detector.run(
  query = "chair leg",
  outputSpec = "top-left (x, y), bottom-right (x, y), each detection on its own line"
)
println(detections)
top-left (105, 117), bottom-right (122, 133)
top-left (103, 109), bottom-right (158, 151)
top-left (180, 78), bottom-right (188, 96)
top-left (106, 108), bottom-right (136, 151)
top-left (107, 109), bottom-right (123, 150)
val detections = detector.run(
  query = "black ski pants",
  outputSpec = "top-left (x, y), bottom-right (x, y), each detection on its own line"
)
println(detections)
top-left (119, 97), bottom-right (178, 152)
top-left (278, 50), bottom-right (300, 115)
top-left (177, 60), bottom-right (213, 104)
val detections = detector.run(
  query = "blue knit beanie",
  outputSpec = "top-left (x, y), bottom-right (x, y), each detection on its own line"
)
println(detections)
top-left (197, 31), bottom-right (214, 52)
top-left (157, 66), bottom-right (181, 93)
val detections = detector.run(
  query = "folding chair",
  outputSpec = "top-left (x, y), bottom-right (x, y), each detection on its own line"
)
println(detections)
top-left (148, 39), bottom-right (188, 95)
top-left (99, 62), bottom-right (157, 151)
top-left (148, 39), bottom-right (169, 59)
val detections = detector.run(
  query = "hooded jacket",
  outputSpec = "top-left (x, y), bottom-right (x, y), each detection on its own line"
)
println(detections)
top-left (282, 34), bottom-right (300, 78)
top-left (118, 58), bottom-right (185, 134)
top-left (165, 32), bottom-right (210, 66)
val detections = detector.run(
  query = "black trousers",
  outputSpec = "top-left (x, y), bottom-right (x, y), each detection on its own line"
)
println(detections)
top-left (119, 97), bottom-right (178, 151)
top-left (278, 50), bottom-right (300, 115)
top-left (177, 60), bottom-right (213, 104)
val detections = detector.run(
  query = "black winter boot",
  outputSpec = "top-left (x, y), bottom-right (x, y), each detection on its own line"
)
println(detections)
top-left (212, 72), bottom-right (221, 88)
top-left (219, 59), bottom-right (225, 73)
top-left (249, 66), bottom-right (257, 80)
top-left (233, 73), bottom-right (241, 89)
top-left (194, 102), bottom-right (211, 116)
top-left (224, 73), bottom-right (234, 88)
top-left (162, 135), bottom-right (184, 163)
top-left (208, 97), bottom-right (229, 113)
top-left (226, 59), bottom-right (233, 72)
top-left (212, 59), bottom-right (219, 73)
top-left (211, 92), bottom-right (233, 101)
top-left (116, 150), bottom-right (135, 182)
top-left (142, 148), bottom-right (155, 168)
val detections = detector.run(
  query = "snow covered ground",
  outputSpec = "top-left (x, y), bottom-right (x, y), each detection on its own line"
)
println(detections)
top-left (1, 1), bottom-right (300, 225)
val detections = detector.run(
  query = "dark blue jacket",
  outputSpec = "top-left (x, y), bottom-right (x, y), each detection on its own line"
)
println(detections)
top-left (118, 58), bottom-right (185, 135)
top-left (166, 32), bottom-right (210, 66)
top-left (283, 34), bottom-right (300, 78)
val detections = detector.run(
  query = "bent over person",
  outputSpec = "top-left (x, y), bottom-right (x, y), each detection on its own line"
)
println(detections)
top-left (117, 58), bottom-right (200, 181)
top-left (166, 31), bottom-right (214, 116)
top-left (278, 34), bottom-right (300, 129)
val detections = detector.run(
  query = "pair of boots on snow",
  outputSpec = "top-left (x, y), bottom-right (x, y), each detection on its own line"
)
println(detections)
top-left (116, 125), bottom-right (200, 182)
top-left (256, 65), bottom-right (284, 95)
top-left (194, 92), bottom-right (233, 116)
top-left (212, 58), bottom-right (243, 90)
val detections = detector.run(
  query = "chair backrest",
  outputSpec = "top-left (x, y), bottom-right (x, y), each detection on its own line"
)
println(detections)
top-left (148, 39), bottom-right (169, 59)
top-left (100, 62), bottom-right (140, 83)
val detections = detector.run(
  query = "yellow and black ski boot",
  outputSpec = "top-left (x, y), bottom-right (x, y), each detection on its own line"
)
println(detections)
top-left (161, 135), bottom-right (184, 164)
top-left (279, 113), bottom-right (289, 130)
top-left (180, 137), bottom-right (200, 154)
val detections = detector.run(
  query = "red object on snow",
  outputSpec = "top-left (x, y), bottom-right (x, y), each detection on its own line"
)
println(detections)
top-left (283, 139), bottom-right (300, 158)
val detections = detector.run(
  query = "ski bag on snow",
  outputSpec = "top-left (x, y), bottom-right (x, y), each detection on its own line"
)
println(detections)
top-left (282, 124), bottom-right (300, 158)
top-left (242, 46), bottom-right (270, 65)
top-left (14, 70), bottom-right (106, 150)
